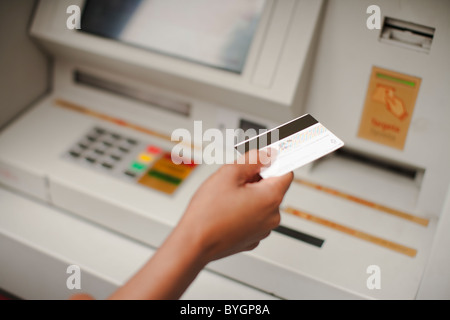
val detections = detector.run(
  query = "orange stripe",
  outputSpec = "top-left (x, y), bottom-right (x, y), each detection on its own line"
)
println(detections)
top-left (283, 207), bottom-right (417, 257)
top-left (54, 99), bottom-right (200, 150)
top-left (294, 178), bottom-right (429, 227)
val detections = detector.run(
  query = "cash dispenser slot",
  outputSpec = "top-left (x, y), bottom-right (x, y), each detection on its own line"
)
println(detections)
top-left (309, 147), bottom-right (425, 212)
top-left (334, 148), bottom-right (420, 180)
top-left (74, 71), bottom-right (191, 116)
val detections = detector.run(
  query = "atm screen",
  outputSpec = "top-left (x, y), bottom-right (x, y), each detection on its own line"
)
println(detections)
top-left (81, 0), bottom-right (266, 73)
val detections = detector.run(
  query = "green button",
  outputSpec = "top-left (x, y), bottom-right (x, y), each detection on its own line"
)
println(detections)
top-left (148, 170), bottom-right (182, 185)
top-left (130, 161), bottom-right (147, 172)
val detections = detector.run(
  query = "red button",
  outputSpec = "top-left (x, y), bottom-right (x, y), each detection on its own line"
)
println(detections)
top-left (147, 145), bottom-right (162, 154)
top-left (183, 162), bottom-right (197, 168)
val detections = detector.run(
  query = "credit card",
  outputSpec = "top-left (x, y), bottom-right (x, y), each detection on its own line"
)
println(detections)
top-left (235, 114), bottom-right (344, 178)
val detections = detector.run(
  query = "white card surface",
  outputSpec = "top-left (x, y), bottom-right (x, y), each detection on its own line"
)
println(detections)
top-left (235, 114), bottom-right (344, 178)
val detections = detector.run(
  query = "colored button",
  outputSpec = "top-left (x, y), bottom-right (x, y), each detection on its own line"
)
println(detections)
top-left (152, 157), bottom-right (193, 180)
top-left (147, 145), bottom-right (162, 155)
top-left (130, 161), bottom-right (147, 172)
top-left (148, 170), bottom-right (182, 185)
top-left (138, 153), bottom-right (154, 164)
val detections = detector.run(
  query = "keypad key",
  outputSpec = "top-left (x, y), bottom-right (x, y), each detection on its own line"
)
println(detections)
top-left (69, 151), bottom-right (81, 158)
top-left (124, 170), bottom-right (137, 178)
top-left (86, 135), bottom-right (97, 142)
top-left (94, 149), bottom-right (104, 155)
top-left (147, 145), bottom-right (162, 155)
top-left (78, 142), bottom-right (89, 149)
top-left (126, 138), bottom-right (137, 145)
top-left (110, 154), bottom-right (122, 161)
top-left (102, 141), bottom-right (113, 147)
top-left (130, 161), bottom-right (147, 172)
top-left (102, 162), bottom-right (114, 169)
top-left (85, 156), bottom-right (97, 164)
top-left (93, 127), bottom-right (105, 135)
top-left (138, 153), bottom-right (154, 164)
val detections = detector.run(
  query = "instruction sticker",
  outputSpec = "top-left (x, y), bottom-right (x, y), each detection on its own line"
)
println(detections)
top-left (358, 66), bottom-right (421, 150)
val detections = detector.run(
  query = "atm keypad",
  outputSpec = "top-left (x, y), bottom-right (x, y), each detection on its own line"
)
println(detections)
top-left (64, 127), bottom-right (196, 194)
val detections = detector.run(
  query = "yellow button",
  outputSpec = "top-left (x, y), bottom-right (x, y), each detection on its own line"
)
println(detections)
top-left (138, 153), bottom-right (154, 164)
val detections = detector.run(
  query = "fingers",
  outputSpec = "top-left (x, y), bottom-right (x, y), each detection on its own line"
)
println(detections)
top-left (233, 149), bottom-right (277, 184)
top-left (243, 230), bottom-right (274, 252)
top-left (246, 171), bottom-right (292, 212)
top-left (260, 171), bottom-right (294, 197)
top-left (232, 149), bottom-right (264, 184)
top-left (261, 230), bottom-right (272, 240)
top-left (244, 241), bottom-right (260, 251)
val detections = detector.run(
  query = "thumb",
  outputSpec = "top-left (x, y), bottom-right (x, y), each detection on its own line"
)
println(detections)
top-left (259, 171), bottom-right (294, 197)
top-left (233, 149), bottom-right (275, 184)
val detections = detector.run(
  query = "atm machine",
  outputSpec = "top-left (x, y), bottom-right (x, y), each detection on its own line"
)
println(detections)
top-left (0, 0), bottom-right (449, 299)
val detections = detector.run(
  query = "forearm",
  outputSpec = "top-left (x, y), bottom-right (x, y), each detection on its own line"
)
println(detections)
top-left (108, 223), bottom-right (208, 300)
top-left (106, 150), bottom-right (291, 300)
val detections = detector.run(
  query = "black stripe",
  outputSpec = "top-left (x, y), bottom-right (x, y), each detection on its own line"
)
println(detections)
top-left (235, 114), bottom-right (318, 154)
top-left (384, 22), bottom-right (434, 38)
top-left (274, 225), bottom-right (324, 248)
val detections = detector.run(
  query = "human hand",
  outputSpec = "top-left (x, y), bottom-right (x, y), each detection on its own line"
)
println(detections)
top-left (177, 149), bottom-right (293, 264)
top-left (107, 149), bottom-right (292, 300)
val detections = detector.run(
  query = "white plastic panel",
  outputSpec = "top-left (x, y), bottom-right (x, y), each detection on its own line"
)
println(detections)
top-left (303, 0), bottom-right (450, 217)
top-left (0, 91), bottom-right (439, 299)
top-left (0, 187), bottom-right (276, 300)
top-left (30, 0), bottom-right (324, 121)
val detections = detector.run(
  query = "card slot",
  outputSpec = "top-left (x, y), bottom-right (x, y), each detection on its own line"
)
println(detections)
top-left (274, 225), bottom-right (324, 248)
